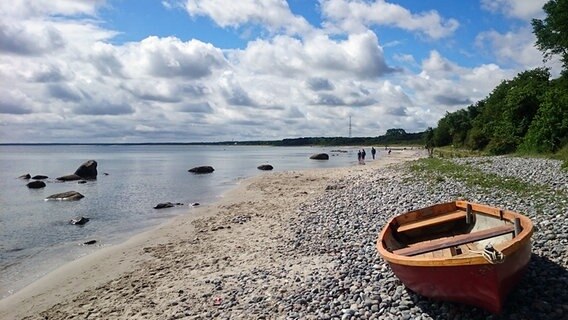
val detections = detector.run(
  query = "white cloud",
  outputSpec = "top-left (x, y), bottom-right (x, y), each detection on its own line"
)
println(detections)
top-left (475, 27), bottom-right (562, 75)
top-left (123, 36), bottom-right (228, 79)
top-left (320, 0), bottom-right (459, 39)
top-left (184, 0), bottom-right (312, 35)
top-left (481, 0), bottom-right (546, 20)
top-left (0, 0), bottom-right (106, 19)
top-left (234, 31), bottom-right (394, 80)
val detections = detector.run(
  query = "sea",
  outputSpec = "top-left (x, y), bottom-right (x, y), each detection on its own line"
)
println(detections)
top-left (0, 144), bottom-right (366, 298)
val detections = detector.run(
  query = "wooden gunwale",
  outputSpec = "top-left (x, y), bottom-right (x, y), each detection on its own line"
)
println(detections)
top-left (376, 201), bottom-right (533, 267)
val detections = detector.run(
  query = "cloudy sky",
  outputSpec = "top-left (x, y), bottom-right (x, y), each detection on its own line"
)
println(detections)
top-left (0, 0), bottom-right (561, 143)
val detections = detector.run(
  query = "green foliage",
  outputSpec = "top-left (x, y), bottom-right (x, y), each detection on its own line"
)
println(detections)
top-left (532, 0), bottom-right (568, 71)
top-left (552, 143), bottom-right (568, 169)
top-left (433, 68), bottom-right (554, 155)
top-left (428, 1), bottom-right (568, 160)
top-left (385, 128), bottom-right (407, 137)
top-left (519, 84), bottom-right (568, 153)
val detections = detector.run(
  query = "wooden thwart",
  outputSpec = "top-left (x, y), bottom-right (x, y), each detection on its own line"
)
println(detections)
top-left (393, 224), bottom-right (515, 257)
top-left (397, 210), bottom-right (466, 233)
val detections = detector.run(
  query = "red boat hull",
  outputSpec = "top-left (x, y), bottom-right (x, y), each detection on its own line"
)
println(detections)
top-left (388, 241), bottom-right (531, 313)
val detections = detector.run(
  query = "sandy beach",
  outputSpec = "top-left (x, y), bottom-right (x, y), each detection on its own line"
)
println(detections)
top-left (0, 150), bottom-right (424, 319)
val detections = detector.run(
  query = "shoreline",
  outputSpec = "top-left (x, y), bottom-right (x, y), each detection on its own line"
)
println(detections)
top-left (0, 149), bottom-right (424, 319)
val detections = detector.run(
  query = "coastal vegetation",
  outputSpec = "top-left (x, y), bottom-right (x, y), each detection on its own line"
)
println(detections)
top-left (429, 0), bottom-right (568, 167)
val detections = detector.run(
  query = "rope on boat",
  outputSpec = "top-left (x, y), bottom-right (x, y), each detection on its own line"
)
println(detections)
top-left (469, 244), bottom-right (505, 264)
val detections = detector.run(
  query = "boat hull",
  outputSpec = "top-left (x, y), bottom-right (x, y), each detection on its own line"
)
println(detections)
top-left (388, 240), bottom-right (531, 313)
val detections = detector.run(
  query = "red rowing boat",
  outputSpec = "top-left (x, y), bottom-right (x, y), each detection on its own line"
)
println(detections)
top-left (376, 200), bottom-right (533, 313)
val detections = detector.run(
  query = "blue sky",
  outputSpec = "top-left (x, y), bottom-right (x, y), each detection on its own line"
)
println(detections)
top-left (0, 0), bottom-right (561, 143)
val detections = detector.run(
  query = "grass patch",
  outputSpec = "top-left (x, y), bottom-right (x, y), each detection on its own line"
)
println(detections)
top-left (409, 158), bottom-right (548, 196)
top-left (552, 144), bottom-right (568, 170)
top-left (434, 146), bottom-right (487, 158)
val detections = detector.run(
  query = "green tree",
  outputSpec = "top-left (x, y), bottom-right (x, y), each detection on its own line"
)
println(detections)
top-left (520, 82), bottom-right (568, 153)
top-left (385, 128), bottom-right (407, 137)
top-left (532, 0), bottom-right (568, 71)
top-left (433, 115), bottom-right (452, 147)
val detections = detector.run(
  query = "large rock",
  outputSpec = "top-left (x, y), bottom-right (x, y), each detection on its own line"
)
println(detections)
top-left (57, 160), bottom-right (97, 181)
top-left (45, 191), bottom-right (84, 201)
top-left (74, 160), bottom-right (97, 179)
top-left (309, 153), bottom-right (329, 160)
top-left (188, 166), bottom-right (215, 174)
top-left (18, 173), bottom-right (31, 179)
top-left (32, 175), bottom-right (48, 180)
top-left (257, 164), bottom-right (274, 171)
top-left (27, 181), bottom-right (46, 189)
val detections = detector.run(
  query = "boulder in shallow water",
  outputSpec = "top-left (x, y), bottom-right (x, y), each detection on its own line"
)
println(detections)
top-left (57, 160), bottom-right (98, 181)
top-left (154, 202), bottom-right (175, 209)
top-left (188, 166), bottom-right (215, 174)
top-left (19, 173), bottom-right (31, 179)
top-left (45, 191), bottom-right (84, 201)
top-left (309, 153), bottom-right (329, 160)
top-left (70, 216), bottom-right (90, 225)
top-left (27, 181), bottom-right (46, 189)
top-left (257, 164), bottom-right (274, 171)
top-left (83, 240), bottom-right (97, 245)
top-left (74, 160), bottom-right (97, 179)
top-left (57, 174), bottom-right (82, 181)
top-left (32, 175), bottom-right (48, 180)
top-left (154, 202), bottom-right (184, 209)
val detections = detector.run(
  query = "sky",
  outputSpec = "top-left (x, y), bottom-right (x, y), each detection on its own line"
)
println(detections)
top-left (0, 0), bottom-right (562, 143)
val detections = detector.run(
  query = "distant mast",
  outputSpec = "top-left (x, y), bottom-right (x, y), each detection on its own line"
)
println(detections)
top-left (349, 116), bottom-right (352, 138)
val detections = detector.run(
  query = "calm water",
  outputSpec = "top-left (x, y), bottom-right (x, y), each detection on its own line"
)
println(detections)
top-left (0, 144), bottom-right (366, 297)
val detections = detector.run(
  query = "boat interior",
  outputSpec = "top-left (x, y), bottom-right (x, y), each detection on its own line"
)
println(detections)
top-left (382, 202), bottom-right (523, 260)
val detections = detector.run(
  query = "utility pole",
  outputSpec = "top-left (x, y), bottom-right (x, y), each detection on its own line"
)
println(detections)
top-left (349, 116), bottom-right (352, 138)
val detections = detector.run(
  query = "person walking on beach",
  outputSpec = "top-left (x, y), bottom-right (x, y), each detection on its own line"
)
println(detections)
top-left (371, 147), bottom-right (376, 159)
top-left (361, 148), bottom-right (366, 160)
top-left (357, 150), bottom-right (362, 163)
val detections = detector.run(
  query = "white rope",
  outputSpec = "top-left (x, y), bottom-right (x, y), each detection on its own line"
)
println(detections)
top-left (469, 244), bottom-right (505, 264)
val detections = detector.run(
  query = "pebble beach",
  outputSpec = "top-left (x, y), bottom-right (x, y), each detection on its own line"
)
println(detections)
top-left (1, 150), bottom-right (567, 320)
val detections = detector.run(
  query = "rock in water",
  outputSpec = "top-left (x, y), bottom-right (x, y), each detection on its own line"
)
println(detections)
top-left (188, 166), bottom-right (215, 174)
top-left (257, 164), bottom-right (274, 171)
top-left (70, 216), bottom-right (90, 225)
top-left (83, 240), bottom-right (97, 245)
top-left (309, 153), bottom-right (329, 160)
top-left (32, 175), bottom-right (48, 180)
top-left (45, 191), bottom-right (84, 201)
top-left (56, 174), bottom-right (82, 181)
top-left (154, 202), bottom-right (175, 209)
top-left (57, 160), bottom-right (98, 181)
top-left (74, 160), bottom-right (97, 179)
top-left (19, 173), bottom-right (31, 179)
top-left (27, 181), bottom-right (46, 189)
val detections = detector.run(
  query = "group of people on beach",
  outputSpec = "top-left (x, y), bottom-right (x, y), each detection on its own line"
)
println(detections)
top-left (357, 147), bottom-right (378, 164)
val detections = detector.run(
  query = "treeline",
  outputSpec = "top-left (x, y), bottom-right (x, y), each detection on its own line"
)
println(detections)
top-left (432, 69), bottom-right (568, 155)
top-left (431, 0), bottom-right (568, 156)
top-left (231, 128), bottom-right (427, 147)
